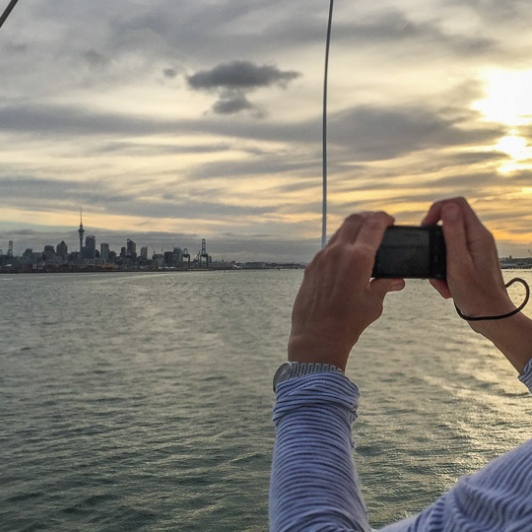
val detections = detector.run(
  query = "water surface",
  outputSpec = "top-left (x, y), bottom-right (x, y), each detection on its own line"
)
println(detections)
top-left (1, 271), bottom-right (531, 530)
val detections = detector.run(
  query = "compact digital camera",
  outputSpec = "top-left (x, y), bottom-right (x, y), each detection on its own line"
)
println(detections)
top-left (372, 225), bottom-right (446, 279)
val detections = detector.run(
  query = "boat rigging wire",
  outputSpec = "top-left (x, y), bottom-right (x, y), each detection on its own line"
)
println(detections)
top-left (0, 0), bottom-right (20, 30)
top-left (322, 0), bottom-right (334, 249)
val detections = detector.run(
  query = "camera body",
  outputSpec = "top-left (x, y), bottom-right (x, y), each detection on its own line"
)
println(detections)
top-left (372, 225), bottom-right (446, 280)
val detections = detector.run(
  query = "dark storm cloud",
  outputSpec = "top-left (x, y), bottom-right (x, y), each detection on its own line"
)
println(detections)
top-left (187, 61), bottom-right (301, 115)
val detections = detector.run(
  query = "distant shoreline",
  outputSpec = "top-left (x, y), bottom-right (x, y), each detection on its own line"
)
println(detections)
top-left (1, 265), bottom-right (530, 275)
top-left (0, 264), bottom-right (306, 274)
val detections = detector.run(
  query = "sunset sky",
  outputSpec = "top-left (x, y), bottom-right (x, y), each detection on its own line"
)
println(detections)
top-left (1, 0), bottom-right (532, 261)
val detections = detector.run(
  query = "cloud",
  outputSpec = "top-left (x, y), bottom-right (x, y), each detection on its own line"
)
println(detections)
top-left (444, 0), bottom-right (531, 24)
top-left (81, 50), bottom-right (108, 67)
top-left (0, 176), bottom-right (270, 223)
top-left (187, 61), bottom-right (300, 91)
top-left (162, 67), bottom-right (178, 79)
top-left (329, 105), bottom-right (505, 161)
top-left (187, 60), bottom-right (301, 115)
top-left (0, 176), bottom-right (134, 211)
top-left (1, 1), bottom-right (532, 261)
top-left (212, 92), bottom-right (255, 115)
top-left (360, 11), bottom-right (494, 55)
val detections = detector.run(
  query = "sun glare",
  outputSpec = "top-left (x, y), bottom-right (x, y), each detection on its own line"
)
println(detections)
top-left (473, 69), bottom-right (532, 126)
top-left (473, 69), bottom-right (532, 173)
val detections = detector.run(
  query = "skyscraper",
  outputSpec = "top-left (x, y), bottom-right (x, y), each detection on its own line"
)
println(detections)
top-left (78, 209), bottom-right (85, 253)
top-left (126, 238), bottom-right (137, 259)
top-left (84, 235), bottom-right (96, 260)
top-left (57, 240), bottom-right (68, 262)
top-left (100, 243), bottom-right (110, 262)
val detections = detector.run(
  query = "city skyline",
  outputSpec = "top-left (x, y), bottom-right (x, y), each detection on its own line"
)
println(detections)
top-left (0, 211), bottom-right (316, 263)
top-left (1, 1), bottom-right (532, 262)
top-left (2, 208), bottom-right (531, 265)
top-left (0, 214), bottom-right (212, 262)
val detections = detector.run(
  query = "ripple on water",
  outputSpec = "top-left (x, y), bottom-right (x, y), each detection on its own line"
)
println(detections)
top-left (2, 271), bottom-right (532, 530)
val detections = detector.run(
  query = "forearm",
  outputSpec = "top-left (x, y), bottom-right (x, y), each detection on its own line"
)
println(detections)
top-left (269, 372), bottom-right (370, 532)
top-left (472, 312), bottom-right (532, 374)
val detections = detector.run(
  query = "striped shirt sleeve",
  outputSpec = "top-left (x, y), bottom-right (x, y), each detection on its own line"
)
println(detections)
top-left (269, 372), bottom-right (371, 532)
top-left (269, 360), bottom-right (532, 532)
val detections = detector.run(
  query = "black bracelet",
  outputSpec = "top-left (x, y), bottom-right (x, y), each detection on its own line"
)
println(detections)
top-left (455, 278), bottom-right (530, 321)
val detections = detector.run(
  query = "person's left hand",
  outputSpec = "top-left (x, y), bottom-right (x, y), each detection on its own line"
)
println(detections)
top-left (288, 212), bottom-right (405, 371)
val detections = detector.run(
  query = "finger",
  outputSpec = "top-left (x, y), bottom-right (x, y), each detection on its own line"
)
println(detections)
top-left (330, 212), bottom-right (372, 246)
top-left (325, 216), bottom-right (361, 248)
top-left (440, 202), bottom-right (474, 276)
top-left (422, 197), bottom-right (481, 228)
top-left (370, 277), bottom-right (405, 300)
top-left (422, 204), bottom-right (442, 226)
top-left (429, 279), bottom-right (452, 299)
top-left (352, 211), bottom-right (394, 249)
top-left (340, 212), bottom-right (394, 277)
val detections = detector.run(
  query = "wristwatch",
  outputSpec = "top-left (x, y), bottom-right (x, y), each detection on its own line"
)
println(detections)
top-left (273, 361), bottom-right (343, 392)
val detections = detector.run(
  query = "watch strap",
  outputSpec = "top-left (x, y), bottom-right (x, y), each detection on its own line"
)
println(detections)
top-left (273, 361), bottom-right (343, 392)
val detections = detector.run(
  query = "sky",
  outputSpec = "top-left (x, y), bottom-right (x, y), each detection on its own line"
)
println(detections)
top-left (1, 0), bottom-right (532, 262)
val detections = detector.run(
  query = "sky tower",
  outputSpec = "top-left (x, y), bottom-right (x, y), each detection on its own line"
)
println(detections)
top-left (78, 208), bottom-right (85, 253)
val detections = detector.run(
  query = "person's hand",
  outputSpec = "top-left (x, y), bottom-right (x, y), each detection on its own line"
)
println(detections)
top-left (422, 196), bottom-right (532, 374)
top-left (288, 212), bottom-right (405, 371)
top-left (422, 197), bottom-right (515, 322)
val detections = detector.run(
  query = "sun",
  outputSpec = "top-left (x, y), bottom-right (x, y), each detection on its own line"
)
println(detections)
top-left (472, 69), bottom-right (532, 172)
top-left (473, 69), bottom-right (532, 126)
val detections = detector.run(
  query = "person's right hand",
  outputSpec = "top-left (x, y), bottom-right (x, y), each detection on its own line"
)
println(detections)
top-left (422, 197), bottom-right (532, 374)
top-left (422, 197), bottom-right (515, 321)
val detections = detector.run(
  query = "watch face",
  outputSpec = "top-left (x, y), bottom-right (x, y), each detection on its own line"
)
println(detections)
top-left (273, 362), bottom-right (293, 391)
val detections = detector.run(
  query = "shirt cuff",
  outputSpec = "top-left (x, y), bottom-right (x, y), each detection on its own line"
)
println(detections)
top-left (518, 358), bottom-right (532, 392)
top-left (273, 371), bottom-right (360, 424)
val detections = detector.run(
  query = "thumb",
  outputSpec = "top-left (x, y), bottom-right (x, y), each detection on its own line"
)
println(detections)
top-left (370, 277), bottom-right (405, 300)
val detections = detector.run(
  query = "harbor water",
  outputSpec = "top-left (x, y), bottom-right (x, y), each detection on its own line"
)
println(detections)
top-left (1, 270), bottom-right (531, 531)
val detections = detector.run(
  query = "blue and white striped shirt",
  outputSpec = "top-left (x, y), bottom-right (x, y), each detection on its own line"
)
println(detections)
top-left (270, 361), bottom-right (532, 531)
